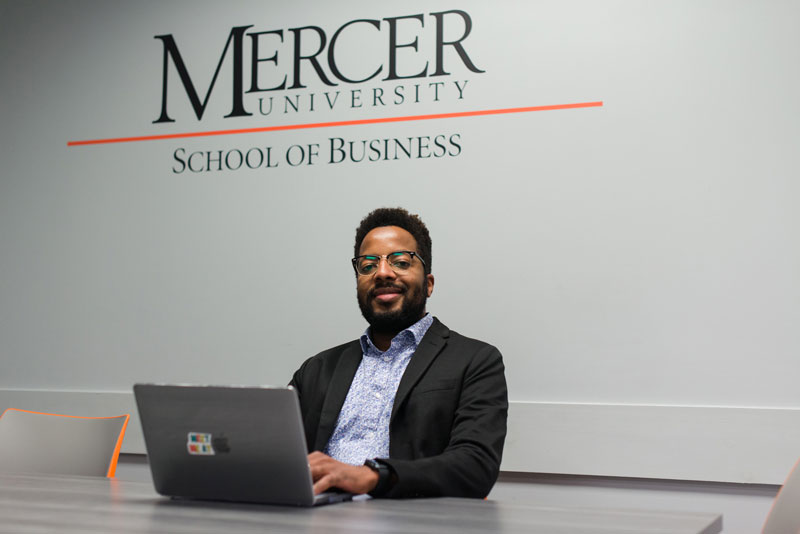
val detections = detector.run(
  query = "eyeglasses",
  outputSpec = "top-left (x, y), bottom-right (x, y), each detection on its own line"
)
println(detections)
top-left (351, 251), bottom-right (426, 276)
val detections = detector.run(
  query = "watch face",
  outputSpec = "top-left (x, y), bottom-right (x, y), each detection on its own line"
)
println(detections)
top-left (364, 459), bottom-right (380, 472)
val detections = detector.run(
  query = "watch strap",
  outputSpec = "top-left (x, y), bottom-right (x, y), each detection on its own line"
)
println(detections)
top-left (364, 458), bottom-right (394, 497)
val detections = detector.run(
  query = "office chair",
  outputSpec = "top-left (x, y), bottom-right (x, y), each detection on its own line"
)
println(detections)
top-left (763, 456), bottom-right (800, 533)
top-left (0, 408), bottom-right (129, 478)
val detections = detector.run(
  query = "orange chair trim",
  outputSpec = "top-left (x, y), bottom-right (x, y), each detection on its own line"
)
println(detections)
top-left (1, 408), bottom-right (128, 420)
top-left (106, 414), bottom-right (130, 478)
top-left (0, 408), bottom-right (131, 478)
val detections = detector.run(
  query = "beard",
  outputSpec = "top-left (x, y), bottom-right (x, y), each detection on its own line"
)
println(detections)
top-left (358, 278), bottom-right (428, 334)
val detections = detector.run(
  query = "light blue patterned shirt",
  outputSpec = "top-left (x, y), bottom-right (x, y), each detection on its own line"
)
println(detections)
top-left (324, 313), bottom-right (434, 465)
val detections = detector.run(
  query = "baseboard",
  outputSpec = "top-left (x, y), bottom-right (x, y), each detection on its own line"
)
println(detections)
top-left (2, 388), bottom-right (798, 484)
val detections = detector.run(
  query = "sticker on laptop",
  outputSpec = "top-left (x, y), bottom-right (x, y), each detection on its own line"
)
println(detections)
top-left (187, 432), bottom-right (215, 455)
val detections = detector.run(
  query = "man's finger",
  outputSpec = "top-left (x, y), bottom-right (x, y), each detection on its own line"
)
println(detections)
top-left (309, 457), bottom-right (334, 480)
top-left (309, 462), bottom-right (331, 481)
top-left (307, 451), bottom-right (325, 461)
top-left (308, 451), bottom-right (331, 469)
top-left (313, 474), bottom-right (334, 495)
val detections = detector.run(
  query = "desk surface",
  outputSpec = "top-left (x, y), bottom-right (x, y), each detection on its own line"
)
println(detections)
top-left (0, 473), bottom-right (722, 534)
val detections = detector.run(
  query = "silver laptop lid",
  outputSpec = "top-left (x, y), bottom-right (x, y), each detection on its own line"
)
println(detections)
top-left (134, 384), bottom-right (319, 506)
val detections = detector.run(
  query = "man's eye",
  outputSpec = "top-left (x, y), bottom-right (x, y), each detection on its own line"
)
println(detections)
top-left (360, 263), bottom-right (377, 273)
top-left (391, 260), bottom-right (411, 270)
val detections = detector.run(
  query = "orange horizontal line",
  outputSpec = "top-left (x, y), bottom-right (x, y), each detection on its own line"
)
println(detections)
top-left (67, 101), bottom-right (603, 146)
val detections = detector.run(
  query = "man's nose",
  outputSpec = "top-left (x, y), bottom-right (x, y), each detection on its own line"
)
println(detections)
top-left (374, 258), bottom-right (397, 279)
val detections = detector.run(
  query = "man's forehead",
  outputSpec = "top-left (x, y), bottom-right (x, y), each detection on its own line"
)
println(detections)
top-left (359, 226), bottom-right (417, 254)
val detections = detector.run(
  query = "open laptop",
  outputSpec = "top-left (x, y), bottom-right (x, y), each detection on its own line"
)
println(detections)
top-left (133, 384), bottom-right (352, 506)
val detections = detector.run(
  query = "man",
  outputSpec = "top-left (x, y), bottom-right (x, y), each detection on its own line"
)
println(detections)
top-left (290, 207), bottom-right (507, 498)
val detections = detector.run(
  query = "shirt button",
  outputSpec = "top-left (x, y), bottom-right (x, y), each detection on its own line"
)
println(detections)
top-left (374, 392), bottom-right (382, 399)
top-left (383, 356), bottom-right (391, 362)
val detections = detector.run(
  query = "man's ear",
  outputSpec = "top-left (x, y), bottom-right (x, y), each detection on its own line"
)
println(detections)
top-left (425, 274), bottom-right (434, 297)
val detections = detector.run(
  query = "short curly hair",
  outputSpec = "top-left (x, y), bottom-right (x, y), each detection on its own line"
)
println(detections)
top-left (354, 208), bottom-right (432, 274)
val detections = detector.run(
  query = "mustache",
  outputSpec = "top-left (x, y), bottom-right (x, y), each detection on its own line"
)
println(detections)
top-left (368, 283), bottom-right (406, 298)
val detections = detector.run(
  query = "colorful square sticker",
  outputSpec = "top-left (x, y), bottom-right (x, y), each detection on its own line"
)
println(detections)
top-left (187, 432), bottom-right (215, 455)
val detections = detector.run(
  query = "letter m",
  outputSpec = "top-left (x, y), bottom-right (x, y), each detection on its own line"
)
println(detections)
top-left (153, 25), bottom-right (253, 123)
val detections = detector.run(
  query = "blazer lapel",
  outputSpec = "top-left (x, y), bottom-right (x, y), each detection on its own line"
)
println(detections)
top-left (390, 318), bottom-right (450, 422)
top-left (314, 342), bottom-right (363, 450)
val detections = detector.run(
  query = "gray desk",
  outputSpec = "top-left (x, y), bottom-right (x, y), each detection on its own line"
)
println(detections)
top-left (0, 473), bottom-right (722, 533)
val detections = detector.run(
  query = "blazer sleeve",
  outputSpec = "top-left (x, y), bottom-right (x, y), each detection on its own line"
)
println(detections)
top-left (382, 343), bottom-right (508, 498)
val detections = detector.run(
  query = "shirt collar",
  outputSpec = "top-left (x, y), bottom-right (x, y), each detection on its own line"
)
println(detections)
top-left (359, 313), bottom-right (434, 355)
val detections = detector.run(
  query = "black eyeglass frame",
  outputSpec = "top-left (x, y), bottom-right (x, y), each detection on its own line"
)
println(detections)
top-left (351, 250), bottom-right (427, 276)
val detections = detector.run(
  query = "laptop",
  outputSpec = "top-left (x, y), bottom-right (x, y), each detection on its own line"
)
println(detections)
top-left (133, 384), bottom-right (353, 506)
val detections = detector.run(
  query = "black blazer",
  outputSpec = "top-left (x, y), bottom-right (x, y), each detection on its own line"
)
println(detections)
top-left (290, 317), bottom-right (508, 498)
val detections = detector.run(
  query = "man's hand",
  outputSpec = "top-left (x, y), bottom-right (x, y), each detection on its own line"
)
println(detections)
top-left (308, 451), bottom-right (379, 495)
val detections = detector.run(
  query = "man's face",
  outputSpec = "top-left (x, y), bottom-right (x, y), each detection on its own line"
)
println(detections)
top-left (356, 226), bottom-right (434, 333)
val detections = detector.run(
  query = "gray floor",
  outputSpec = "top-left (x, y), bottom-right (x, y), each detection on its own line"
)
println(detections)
top-left (115, 455), bottom-right (778, 534)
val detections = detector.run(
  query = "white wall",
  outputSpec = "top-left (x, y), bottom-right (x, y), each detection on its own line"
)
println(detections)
top-left (1, 0), bottom-right (799, 485)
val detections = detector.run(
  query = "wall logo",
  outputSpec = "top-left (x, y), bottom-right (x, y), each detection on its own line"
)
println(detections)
top-left (67, 8), bottom-right (602, 174)
top-left (153, 10), bottom-right (484, 124)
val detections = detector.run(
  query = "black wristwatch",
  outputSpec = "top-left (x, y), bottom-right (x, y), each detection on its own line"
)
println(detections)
top-left (364, 458), bottom-right (395, 497)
